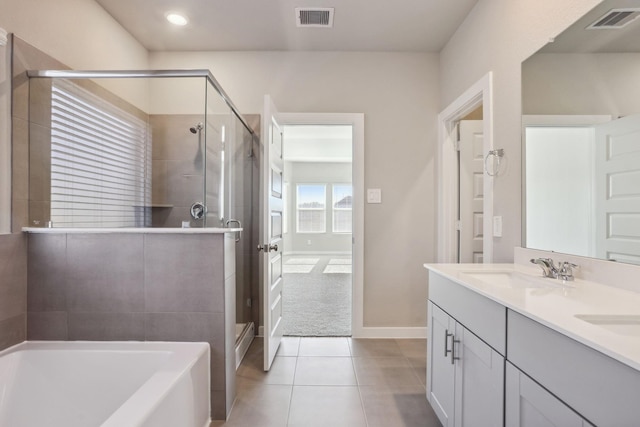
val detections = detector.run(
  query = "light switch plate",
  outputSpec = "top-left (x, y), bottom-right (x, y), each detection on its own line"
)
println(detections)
top-left (367, 188), bottom-right (382, 204)
top-left (493, 216), bottom-right (503, 237)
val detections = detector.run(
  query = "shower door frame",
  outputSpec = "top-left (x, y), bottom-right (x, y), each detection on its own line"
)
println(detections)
top-left (26, 68), bottom-right (256, 228)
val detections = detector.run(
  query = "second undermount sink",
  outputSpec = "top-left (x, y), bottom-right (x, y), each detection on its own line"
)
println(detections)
top-left (461, 271), bottom-right (569, 290)
top-left (574, 314), bottom-right (640, 337)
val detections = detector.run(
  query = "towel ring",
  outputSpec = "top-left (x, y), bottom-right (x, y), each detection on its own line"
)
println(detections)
top-left (484, 149), bottom-right (504, 177)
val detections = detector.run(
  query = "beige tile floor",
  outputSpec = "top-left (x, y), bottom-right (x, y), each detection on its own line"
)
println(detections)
top-left (211, 337), bottom-right (442, 427)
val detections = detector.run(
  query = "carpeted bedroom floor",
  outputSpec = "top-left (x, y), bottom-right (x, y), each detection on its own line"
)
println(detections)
top-left (282, 255), bottom-right (352, 336)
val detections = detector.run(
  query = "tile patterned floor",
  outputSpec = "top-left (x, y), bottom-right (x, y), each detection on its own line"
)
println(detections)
top-left (211, 337), bottom-right (442, 427)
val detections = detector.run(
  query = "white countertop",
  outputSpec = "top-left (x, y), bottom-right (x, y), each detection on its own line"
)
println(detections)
top-left (425, 263), bottom-right (640, 371)
top-left (23, 227), bottom-right (242, 234)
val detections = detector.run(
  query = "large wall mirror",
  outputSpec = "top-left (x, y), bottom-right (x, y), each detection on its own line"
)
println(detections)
top-left (522, 0), bottom-right (640, 265)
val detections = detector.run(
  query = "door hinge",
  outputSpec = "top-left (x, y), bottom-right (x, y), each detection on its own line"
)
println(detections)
top-left (454, 122), bottom-right (461, 151)
top-left (455, 220), bottom-right (461, 231)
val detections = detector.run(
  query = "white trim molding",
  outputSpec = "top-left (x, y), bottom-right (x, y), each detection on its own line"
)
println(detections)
top-left (437, 72), bottom-right (494, 263)
top-left (354, 327), bottom-right (428, 339)
top-left (258, 326), bottom-right (426, 339)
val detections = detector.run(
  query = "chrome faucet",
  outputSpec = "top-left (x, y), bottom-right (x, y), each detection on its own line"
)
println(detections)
top-left (530, 258), bottom-right (578, 281)
top-left (530, 258), bottom-right (559, 278)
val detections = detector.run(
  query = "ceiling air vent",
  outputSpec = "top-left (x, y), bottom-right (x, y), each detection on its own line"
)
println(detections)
top-left (295, 7), bottom-right (334, 28)
top-left (587, 8), bottom-right (640, 29)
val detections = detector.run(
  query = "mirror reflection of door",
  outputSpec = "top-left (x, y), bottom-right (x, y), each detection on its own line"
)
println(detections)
top-left (594, 115), bottom-right (640, 264)
top-left (521, 114), bottom-right (640, 265)
top-left (458, 110), bottom-right (484, 263)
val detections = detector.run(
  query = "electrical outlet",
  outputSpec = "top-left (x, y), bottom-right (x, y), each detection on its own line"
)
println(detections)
top-left (493, 216), bottom-right (503, 237)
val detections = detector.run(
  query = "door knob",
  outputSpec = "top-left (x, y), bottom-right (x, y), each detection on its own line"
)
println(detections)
top-left (257, 244), bottom-right (278, 252)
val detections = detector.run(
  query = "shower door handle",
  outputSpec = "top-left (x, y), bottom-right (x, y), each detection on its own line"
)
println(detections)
top-left (226, 219), bottom-right (242, 242)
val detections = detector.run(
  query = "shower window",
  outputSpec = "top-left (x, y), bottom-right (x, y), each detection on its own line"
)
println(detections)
top-left (296, 184), bottom-right (326, 233)
top-left (332, 184), bottom-right (352, 233)
top-left (49, 79), bottom-right (150, 227)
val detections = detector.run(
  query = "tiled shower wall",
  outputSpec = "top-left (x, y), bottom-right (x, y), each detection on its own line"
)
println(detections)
top-left (26, 231), bottom-right (237, 420)
top-left (150, 114), bottom-right (208, 228)
top-left (0, 234), bottom-right (27, 350)
top-left (0, 36), bottom-right (39, 351)
top-left (12, 37), bottom-right (68, 232)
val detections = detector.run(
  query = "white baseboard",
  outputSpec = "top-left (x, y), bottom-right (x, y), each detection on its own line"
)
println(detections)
top-left (351, 327), bottom-right (427, 339)
top-left (283, 251), bottom-right (352, 256)
top-left (258, 325), bottom-right (426, 339)
top-left (235, 322), bottom-right (255, 370)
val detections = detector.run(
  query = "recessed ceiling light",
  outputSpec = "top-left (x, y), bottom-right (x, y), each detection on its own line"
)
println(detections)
top-left (166, 12), bottom-right (188, 26)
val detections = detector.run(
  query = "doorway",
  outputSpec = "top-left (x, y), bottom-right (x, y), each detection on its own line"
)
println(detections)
top-left (260, 106), bottom-right (365, 370)
top-left (437, 73), bottom-right (494, 263)
top-left (281, 125), bottom-right (353, 336)
top-left (458, 109), bottom-right (484, 263)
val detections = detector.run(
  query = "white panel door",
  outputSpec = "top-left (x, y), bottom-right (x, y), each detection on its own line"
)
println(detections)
top-left (453, 324), bottom-right (504, 427)
top-left (459, 120), bottom-right (484, 263)
top-left (505, 363), bottom-right (592, 427)
top-left (427, 302), bottom-right (455, 427)
top-left (594, 114), bottom-right (640, 265)
top-left (261, 95), bottom-right (284, 371)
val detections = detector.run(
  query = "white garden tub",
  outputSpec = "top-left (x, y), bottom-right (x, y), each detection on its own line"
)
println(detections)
top-left (0, 341), bottom-right (210, 427)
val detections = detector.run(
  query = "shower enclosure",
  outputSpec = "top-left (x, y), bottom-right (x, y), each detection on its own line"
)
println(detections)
top-left (26, 69), bottom-right (257, 352)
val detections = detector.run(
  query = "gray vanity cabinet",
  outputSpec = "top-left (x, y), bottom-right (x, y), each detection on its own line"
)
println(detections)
top-left (453, 323), bottom-right (504, 427)
top-left (507, 310), bottom-right (640, 427)
top-left (505, 362), bottom-right (593, 427)
top-left (428, 302), bottom-right (455, 425)
top-left (427, 267), bottom-right (640, 427)
top-left (427, 272), bottom-right (506, 427)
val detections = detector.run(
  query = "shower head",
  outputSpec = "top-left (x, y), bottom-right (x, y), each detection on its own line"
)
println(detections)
top-left (189, 123), bottom-right (204, 134)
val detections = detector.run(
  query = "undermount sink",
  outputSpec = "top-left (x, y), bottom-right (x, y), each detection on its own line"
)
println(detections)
top-left (461, 271), bottom-right (568, 290)
top-left (574, 314), bottom-right (640, 337)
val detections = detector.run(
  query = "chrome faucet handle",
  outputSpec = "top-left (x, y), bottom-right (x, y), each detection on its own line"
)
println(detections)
top-left (558, 261), bottom-right (578, 281)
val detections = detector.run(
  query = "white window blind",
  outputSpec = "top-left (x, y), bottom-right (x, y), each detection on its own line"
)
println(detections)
top-left (50, 79), bottom-right (151, 227)
top-left (332, 184), bottom-right (352, 233)
top-left (296, 184), bottom-right (326, 233)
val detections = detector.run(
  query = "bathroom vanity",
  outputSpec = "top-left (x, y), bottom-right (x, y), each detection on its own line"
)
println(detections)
top-left (425, 254), bottom-right (640, 427)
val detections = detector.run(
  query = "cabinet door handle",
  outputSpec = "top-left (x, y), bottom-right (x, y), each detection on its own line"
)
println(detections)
top-left (444, 330), bottom-right (453, 357)
top-left (451, 337), bottom-right (460, 365)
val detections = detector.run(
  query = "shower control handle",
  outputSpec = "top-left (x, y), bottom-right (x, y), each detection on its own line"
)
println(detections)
top-left (190, 202), bottom-right (205, 220)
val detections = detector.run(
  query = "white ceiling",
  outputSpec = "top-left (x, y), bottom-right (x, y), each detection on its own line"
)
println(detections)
top-left (94, 0), bottom-right (478, 52)
top-left (283, 125), bottom-right (352, 163)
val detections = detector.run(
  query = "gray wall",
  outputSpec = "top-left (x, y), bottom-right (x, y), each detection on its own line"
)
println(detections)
top-left (523, 53), bottom-right (640, 117)
top-left (150, 51), bottom-right (438, 329)
top-left (439, 0), bottom-right (602, 263)
top-left (27, 232), bottom-right (236, 420)
top-left (284, 162), bottom-right (352, 254)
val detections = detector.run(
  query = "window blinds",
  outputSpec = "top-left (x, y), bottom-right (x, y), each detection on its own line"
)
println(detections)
top-left (50, 80), bottom-right (151, 227)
